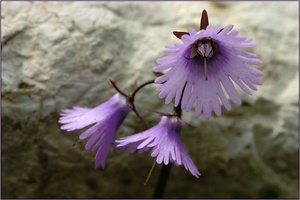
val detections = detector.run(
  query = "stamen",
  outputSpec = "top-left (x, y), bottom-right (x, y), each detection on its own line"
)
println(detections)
top-left (190, 38), bottom-right (218, 80)
top-left (144, 160), bottom-right (157, 185)
top-left (204, 58), bottom-right (208, 81)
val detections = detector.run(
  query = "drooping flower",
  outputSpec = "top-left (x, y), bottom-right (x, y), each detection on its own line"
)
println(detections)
top-left (153, 10), bottom-right (263, 119)
top-left (116, 115), bottom-right (200, 178)
top-left (59, 93), bottom-right (132, 168)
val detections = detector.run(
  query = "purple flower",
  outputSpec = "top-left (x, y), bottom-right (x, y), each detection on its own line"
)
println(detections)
top-left (153, 24), bottom-right (263, 119)
top-left (59, 93), bottom-right (132, 168)
top-left (116, 115), bottom-right (200, 178)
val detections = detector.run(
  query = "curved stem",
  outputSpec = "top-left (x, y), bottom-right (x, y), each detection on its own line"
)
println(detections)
top-left (109, 79), bottom-right (128, 97)
top-left (129, 79), bottom-right (155, 101)
top-left (129, 79), bottom-right (156, 123)
top-left (110, 79), bottom-right (156, 122)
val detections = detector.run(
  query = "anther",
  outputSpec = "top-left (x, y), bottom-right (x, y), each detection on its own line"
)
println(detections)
top-left (198, 43), bottom-right (214, 58)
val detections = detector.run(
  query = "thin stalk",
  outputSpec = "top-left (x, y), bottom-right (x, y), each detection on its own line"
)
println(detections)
top-left (129, 79), bottom-right (155, 100)
top-left (153, 164), bottom-right (172, 198)
top-left (152, 84), bottom-right (185, 198)
top-left (153, 9), bottom-right (208, 199)
top-left (129, 79), bottom-right (155, 123)
top-left (110, 78), bottom-right (156, 122)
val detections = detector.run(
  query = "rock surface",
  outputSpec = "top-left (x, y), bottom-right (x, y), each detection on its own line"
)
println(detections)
top-left (2, 1), bottom-right (298, 198)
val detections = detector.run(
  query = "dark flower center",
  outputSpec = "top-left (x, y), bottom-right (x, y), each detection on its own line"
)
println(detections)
top-left (190, 37), bottom-right (219, 81)
top-left (190, 37), bottom-right (218, 59)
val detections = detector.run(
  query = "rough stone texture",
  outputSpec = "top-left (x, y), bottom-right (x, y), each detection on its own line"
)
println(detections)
top-left (2, 1), bottom-right (298, 198)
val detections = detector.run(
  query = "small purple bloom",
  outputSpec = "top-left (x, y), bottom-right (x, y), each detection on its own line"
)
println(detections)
top-left (116, 115), bottom-right (200, 178)
top-left (153, 24), bottom-right (263, 119)
top-left (59, 93), bottom-right (132, 168)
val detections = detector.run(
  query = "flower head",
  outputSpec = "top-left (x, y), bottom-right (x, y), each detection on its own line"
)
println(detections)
top-left (59, 93), bottom-right (132, 168)
top-left (153, 11), bottom-right (263, 119)
top-left (116, 115), bottom-right (200, 178)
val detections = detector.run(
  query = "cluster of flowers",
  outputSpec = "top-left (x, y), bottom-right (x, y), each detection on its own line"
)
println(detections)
top-left (59, 10), bottom-right (262, 178)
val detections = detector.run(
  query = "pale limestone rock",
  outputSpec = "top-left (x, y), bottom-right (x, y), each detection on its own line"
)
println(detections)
top-left (2, 1), bottom-right (298, 198)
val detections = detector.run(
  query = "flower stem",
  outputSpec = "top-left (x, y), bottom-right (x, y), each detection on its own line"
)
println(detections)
top-left (153, 164), bottom-right (172, 198)
top-left (152, 10), bottom-right (209, 198)
top-left (129, 79), bottom-right (156, 123)
top-left (110, 79), bottom-right (156, 122)
top-left (152, 85), bottom-right (184, 198)
top-left (129, 79), bottom-right (155, 100)
top-left (109, 79), bottom-right (128, 97)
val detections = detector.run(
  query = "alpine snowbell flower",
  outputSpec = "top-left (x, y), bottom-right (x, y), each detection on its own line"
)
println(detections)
top-left (59, 93), bottom-right (132, 168)
top-left (153, 10), bottom-right (263, 119)
top-left (116, 115), bottom-right (200, 178)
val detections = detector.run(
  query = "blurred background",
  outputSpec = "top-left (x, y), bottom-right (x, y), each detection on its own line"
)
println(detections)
top-left (2, 1), bottom-right (299, 198)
